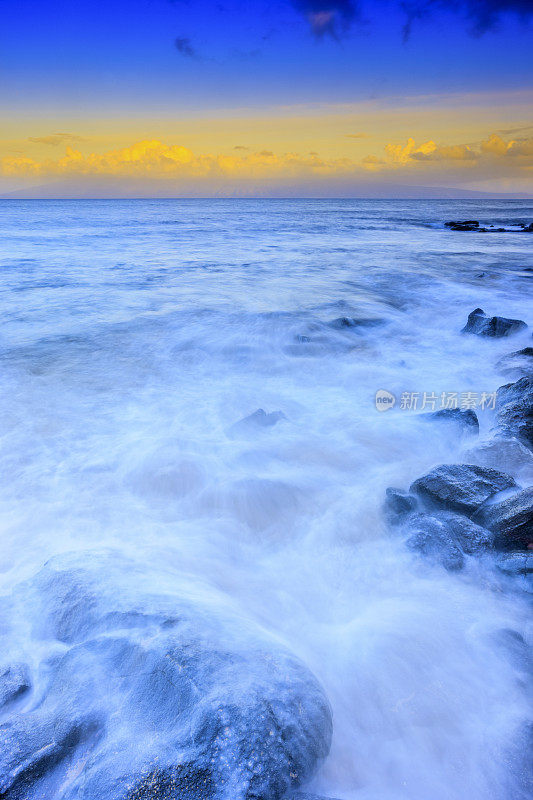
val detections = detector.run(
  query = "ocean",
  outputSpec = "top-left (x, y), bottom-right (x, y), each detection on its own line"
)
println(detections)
top-left (0, 199), bottom-right (531, 800)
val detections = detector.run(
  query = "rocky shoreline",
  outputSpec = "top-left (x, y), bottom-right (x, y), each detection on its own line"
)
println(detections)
top-left (385, 308), bottom-right (532, 587)
top-left (0, 308), bottom-right (532, 800)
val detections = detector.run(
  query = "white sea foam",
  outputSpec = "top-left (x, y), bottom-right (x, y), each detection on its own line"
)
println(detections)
top-left (0, 199), bottom-right (531, 799)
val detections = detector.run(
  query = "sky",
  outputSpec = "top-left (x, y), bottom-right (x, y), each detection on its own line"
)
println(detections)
top-left (1, 0), bottom-right (532, 197)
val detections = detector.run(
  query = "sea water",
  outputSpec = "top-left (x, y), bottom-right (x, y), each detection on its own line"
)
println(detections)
top-left (0, 199), bottom-right (531, 799)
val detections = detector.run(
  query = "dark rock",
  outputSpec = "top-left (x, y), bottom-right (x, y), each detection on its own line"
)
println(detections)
top-left (328, 317), bottom-right (382, 330)
top-left (402, 513), bottom-right (466, 571)
top-left (496, 377), bottom-right (533, 448)
top-left (384, 487), bottom-right (418, 524)
top-left (228, 408), bottom-right (286, 437)
top-left (420, 408), bottom-right (479, 434)
top-left (0, 664), bottom-right (31, 711)
top-left (461, 308), bottom-right (527, 338)
top-left (410, 463), bottom-right (516, 516)
top-left (472, 487), bottom-right (533, 549)
top-left (1, 552), bottom-right (332, 800)
top-left (444, 220), bottom-right (479, 231)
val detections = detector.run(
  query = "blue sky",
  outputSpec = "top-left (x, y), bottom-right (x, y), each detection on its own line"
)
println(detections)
top-left (1, 1), bottom-right (532, 195)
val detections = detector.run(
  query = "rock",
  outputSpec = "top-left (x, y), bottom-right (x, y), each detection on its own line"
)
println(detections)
top-left (402, 514), bottom-right (466, 571)
top-left (327, 317), bottom-right (382, 330)
top-left (461, 308), bottom-right (527, 338)
top-left (0, 664), bottom-right (31, 711)
top-left (444, 220), bottom-right (479, 231)
top-left (496, 553), bottom-right (533, 577)
top-left (496, 347), bottom-right (533, 378)
top-left (1, 552), bottom-right (332, 800)
top-left (472, 487), bottom-right (533, 550)
top-left (401, 511), bottom-right (493, 571)
top-left (463, 438), bottom-right (533, 482)
top-left (421, 408), bottom-right (479, 434)
top-left (496, 553), bottom-right (533, 593)
top-left (228, 408), bottom-right (286, 437)
top-left (384, 488), bottom-right (418, 524)
top-left (409, 464), bottom-right (516, 516)
top-left (496, 377), bottom-right (533, 448)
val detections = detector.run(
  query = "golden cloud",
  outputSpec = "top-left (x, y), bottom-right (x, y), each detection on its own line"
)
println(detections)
top-left (2, 133), bottom-right (531, 185)
top-left (363, 133), bottom-right (533, 171)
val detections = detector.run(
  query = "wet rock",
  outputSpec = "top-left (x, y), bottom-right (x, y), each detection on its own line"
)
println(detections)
top-left (496, 377), bottom-right (533, 448)
top-left (0, 664), bottom-right (31, 711)
top-left (472, 487), bottom-right (533, 550)
top-left (461, 308), bottom-right (527, 338)
top-left (496, 347), bottom-right (533, 378)
top-left (496, 552), bottom-right (533, 577)
top-left (228, 408), bottom-right (286, 437)
top-left (384, 487), bottom-right (418, 524)
top-left (402, 514), bottom-right (466, 571)
top-left (410, 463), bottom-right (516, 516)
top-left (421, 408), bottom-right (479, 434)
top-left (1, 552), bottom-right (332, 800)
top-left (445, 220), bottom-right (479, 231)
top-left (327, 317), bottom-right (383, 330)
top-left (463, 438), bottom-right (533, 482)
top-left (401, 510), bottom-right (493, 571)
top-left (496, 553), bottom-right (533, 593)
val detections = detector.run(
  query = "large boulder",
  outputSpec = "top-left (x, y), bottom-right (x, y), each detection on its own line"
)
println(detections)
top-left (0, 552), bottom-right (332, 800)
top-left (402, 511), bottom-right (493, 571)
top-left (461, 308), bottom-right (527, 338)
top-left (472, 487), bottom-right (533, 550)
top-left (409, 464), bottom-right (516, 516)
top-left (496, 377), bottom-right (533, 449)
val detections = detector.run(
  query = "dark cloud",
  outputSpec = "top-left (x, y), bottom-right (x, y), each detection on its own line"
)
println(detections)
top-left (291, 1), bottom-right (359, 37)
top-left (289, 0), bottom-right (532, 39)
top-left (401, 1), bottom-right (533, 39)
top-left (174, 36), bottom-right (198, 57)
top-left (233, 145), bottom-right (250, 150)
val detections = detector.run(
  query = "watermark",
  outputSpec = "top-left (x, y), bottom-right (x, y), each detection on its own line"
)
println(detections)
top-left (375, 389), bottom-right (396, 412)
top-left (375, 389), bottom-right (496, 412)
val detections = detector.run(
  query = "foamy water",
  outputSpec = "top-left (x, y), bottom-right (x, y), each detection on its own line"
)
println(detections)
top-left (0, 199), bottom-right (532, 799)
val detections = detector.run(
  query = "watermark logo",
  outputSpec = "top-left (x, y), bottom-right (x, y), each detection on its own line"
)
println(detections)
top-left (374, 389), bottom-right (497, 412)
top-left (375, 389), bottom-right (396, 411)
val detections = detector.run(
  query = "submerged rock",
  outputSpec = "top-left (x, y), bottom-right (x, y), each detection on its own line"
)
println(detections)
top-left (421, 408), bottom-right (479, 434)
top-left (1, 552), bottom-right (332, 800)
top-left (472, 487), bottom-right (533, 550)
top-left (461, 308), bottom-right (527, 338)
top-left (286, 793), bottom-right (342, 800)
top-left (228, 408), bottom-right (286, 437)
top-left (445, 220), bottom-right (479, 231)
top-left (496, 553), bottom-right (533, 577)
top-left (327, 317), bottom-right (383, 330)
top-left (496, 377), bottom-right (533, 448)
top-left (384, 487), bottom-right (418, 524)
top-left (409, 463), bottom-right (516, 516)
